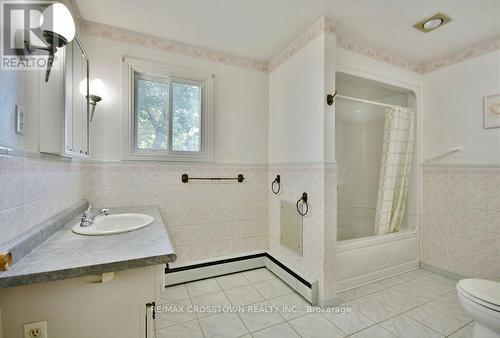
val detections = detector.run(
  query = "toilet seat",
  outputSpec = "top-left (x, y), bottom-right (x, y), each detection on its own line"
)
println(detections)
top-left (457, 279), bottom-right (500, 312)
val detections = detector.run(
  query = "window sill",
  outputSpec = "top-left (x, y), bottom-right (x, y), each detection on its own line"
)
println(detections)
top-left (123, 153), bottom-right (213, 163)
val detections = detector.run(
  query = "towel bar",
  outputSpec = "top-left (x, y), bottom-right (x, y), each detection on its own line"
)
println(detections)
top-left (181, 173), bottom-right (245, 183)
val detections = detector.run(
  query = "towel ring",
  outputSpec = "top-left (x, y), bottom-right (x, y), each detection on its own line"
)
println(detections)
top-left (296, 192), bottom-right (309, 216)
top-left (271, 175), bottom-right (281, 194)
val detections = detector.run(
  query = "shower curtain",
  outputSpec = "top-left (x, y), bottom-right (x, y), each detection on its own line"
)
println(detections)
top-left (374, 106), bottom-right (415, 235)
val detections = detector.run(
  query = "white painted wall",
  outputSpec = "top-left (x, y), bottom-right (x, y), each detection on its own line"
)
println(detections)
top-left (0, 71), bottom-right (33, 151)
top-left (423, 50), bottom-right (500, 165)
top-left (84, 35), bottom-right (269, 163)
top-left (0, 67), bottom-right (57, 153)
top-left (267, 33), bottom-right (338, 303)
top-left (0, 0), bottom-right (82, 154)
top-left (336, 49), bottom-right (422, 90)
top-left (0, 26), bottom-right (85, 250)
top-left (421, 50), bottom-right (500, 279)
top-left (268, 36), bottom-right (326, 164)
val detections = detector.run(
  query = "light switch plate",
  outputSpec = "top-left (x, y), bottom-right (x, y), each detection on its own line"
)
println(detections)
top-left (15, 105), bottom-right (25, 135)
top-left (23, 321), bottom-right (47, 338)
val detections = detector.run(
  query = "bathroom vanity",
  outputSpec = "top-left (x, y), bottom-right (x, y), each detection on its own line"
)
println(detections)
top-left (0, 206), bottom-right (176, 338)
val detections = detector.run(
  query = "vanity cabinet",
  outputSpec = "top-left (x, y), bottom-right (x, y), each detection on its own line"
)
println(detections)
top-left (0, 265), bottom-right (164, 338)
top-left (39, 36), bottom-right (90, 158)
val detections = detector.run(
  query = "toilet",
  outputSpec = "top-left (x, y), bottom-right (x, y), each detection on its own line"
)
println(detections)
top-left (457, 279), bottom-right (500, 338)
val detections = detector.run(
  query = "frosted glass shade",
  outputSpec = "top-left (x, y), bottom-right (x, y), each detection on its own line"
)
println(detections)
top-left (79, 78), bottom-right (105, 99)
top-left (79, 78), bottom-right (88, 96)
top-left (89, 79), bottom-right (106, 98)
top-left (40, 3), bottom-right (75, 42)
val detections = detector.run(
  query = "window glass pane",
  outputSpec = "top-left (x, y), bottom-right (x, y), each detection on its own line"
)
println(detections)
top-left (135, 76), bottom-right (169, 150)
top-left (172, 81), bottom-right (202, 151)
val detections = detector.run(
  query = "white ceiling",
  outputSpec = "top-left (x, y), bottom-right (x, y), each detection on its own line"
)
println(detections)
top-left (75, 0), bottom-right (500, 65)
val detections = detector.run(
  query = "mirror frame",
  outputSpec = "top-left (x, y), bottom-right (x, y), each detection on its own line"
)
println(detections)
top-left (64, 35), bottom-right (90, 158)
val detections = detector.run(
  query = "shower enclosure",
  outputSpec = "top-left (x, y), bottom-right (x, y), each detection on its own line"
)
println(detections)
top-left (335, 72), bottom-right (420, 290)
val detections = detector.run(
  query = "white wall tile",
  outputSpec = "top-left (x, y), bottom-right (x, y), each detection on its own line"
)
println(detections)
top-left (0, 155), bottom-right (84, 246)
top-left (422, 166), bottom-right (500, 280)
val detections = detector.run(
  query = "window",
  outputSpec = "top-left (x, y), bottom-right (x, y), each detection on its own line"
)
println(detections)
top-left (122, 58), bottom-right (213, 161)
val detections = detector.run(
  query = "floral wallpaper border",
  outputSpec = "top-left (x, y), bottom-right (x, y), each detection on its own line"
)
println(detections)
top-left (421, 36), bottom-right (500, 74)
top-left (71, 0), bottom-right (500, 77)
top-left (268, 16), bottom-right (337, 72)
top-left (336, 37), bottom-right (425, 74)
top-left (81, 20), bottom-right (269, 73)
top-left (62, 0), bottom-right (84, 31)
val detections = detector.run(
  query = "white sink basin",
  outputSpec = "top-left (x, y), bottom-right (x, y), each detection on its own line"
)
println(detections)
top-left (72, 213), bottom-right (154, 236)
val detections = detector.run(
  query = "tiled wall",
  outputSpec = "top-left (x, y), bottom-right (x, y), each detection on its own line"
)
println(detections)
top-left (0, 155), bottom-right (84, 248)
top-left (84, 162), bottom-right (269, 266)
top-left (1, 156), bottom-right (338, 295)
top-left (268, 163), bottom-right (337, 302)
top-left (422, 166), bottom-right (500, 280)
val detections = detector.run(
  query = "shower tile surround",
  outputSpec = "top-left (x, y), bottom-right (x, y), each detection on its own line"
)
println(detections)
top-left (422, 166), bottom-right (500, 280)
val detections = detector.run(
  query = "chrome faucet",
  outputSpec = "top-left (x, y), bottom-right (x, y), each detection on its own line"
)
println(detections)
top-left (80, 206), bottom-right (110, 227)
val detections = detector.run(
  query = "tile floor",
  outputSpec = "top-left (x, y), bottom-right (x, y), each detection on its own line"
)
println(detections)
top-left (156, 268), bottom-right (474, 338)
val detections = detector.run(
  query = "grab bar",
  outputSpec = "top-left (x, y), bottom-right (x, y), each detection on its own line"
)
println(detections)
top-left (181, 173), bottom-right (245, 183)
top-left (424, 146), bottom-right (462, 163)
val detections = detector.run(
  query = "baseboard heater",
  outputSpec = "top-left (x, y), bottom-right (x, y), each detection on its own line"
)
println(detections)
top-left (165, 252), bottom-right (318, 305)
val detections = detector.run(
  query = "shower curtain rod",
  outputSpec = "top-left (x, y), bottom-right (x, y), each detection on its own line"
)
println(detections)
top-left (336, 94), bottom-right (407, 109)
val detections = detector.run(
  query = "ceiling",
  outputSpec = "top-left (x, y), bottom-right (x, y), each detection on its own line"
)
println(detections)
top-left (75, 0), bottom-right (500, 65)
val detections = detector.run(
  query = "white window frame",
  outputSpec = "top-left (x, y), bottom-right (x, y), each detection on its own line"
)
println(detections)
top-left (121, 57), bottom-right (214, 162)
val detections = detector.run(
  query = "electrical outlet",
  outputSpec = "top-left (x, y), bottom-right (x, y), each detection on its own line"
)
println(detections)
top-left (23, 321), bottom-right (47, 338)
top-left (15, 105), bottom-right (25, 135)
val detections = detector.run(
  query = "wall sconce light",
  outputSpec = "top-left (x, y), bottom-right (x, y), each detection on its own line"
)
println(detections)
top-left (80, 78), bottom-right (106, 121)
top-left (16, 3), bottom-right (75, 82)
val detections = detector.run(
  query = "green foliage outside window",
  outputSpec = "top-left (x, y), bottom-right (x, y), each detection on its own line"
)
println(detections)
top-left (136, 78), bottom-right (169, 149)
top-left (135, 76), bottom-right (201, 152)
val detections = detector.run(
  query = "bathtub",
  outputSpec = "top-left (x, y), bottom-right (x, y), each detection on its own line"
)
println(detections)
top-left (335, 228), bottom-right (419, 291)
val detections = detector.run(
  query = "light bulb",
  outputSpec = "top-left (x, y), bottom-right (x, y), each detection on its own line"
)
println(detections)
top-left (79, 78), bottom-right (88, 96)
top-left (422, 18), bottom-right (443, 31)
top-left (89, 79), bottom-right (105, 98)
top-left (40, 3), bottom-right (75, 43)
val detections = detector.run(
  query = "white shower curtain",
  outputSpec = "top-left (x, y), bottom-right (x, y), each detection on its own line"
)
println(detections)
top-left (374, 106), bottom-right (415, 235)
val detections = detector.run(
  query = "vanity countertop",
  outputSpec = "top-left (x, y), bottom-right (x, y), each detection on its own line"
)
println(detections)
top-left (0, 206), bottom-right (176, 288)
